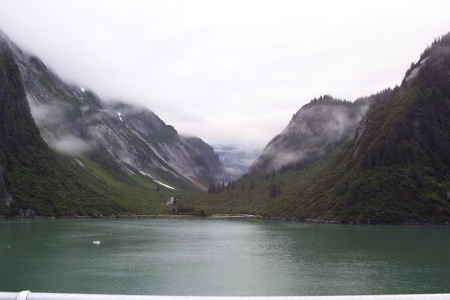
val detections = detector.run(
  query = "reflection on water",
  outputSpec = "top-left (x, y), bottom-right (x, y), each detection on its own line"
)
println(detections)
top-left (0, 219), bottom-right (449, 296)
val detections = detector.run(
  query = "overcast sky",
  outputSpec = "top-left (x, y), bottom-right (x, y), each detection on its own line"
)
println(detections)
top-left (1, 0), bottom-right (449, 149)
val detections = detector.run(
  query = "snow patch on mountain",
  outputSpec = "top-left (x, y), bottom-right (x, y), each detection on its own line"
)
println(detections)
top-left (139, 171), bottom-right (176, 190)
top-left (117, 111), bottom-right (123, 122)
top-left (74, 158), bottom-right (87, 168)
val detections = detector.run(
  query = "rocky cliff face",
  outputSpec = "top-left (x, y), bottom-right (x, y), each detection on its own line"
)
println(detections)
top-left (7, 37), bottom-right (223, 190)
top-left (183, 136), bottom-right (225, 180)
top-left (249, 95), bottom-right (371, 174)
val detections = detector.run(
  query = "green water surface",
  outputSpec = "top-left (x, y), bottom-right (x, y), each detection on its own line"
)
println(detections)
top-left (0, 218), bottom-right (448, 296)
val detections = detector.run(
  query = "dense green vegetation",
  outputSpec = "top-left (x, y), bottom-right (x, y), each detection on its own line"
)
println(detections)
top-left (181, 34), bottom-right (450, 224)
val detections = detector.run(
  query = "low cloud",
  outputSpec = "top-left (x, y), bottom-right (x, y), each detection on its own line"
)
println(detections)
top-left (27, 94), bottom-right (94, 156)
top-left (49, 134), bottom-right (92, 156)
top-left (3, 1), bottom-right (449, 149)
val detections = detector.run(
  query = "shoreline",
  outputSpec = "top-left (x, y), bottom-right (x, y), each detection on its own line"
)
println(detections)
top-left (0, 214), bottom-right (449, 225)
top-left (0, 214), bottom-right (261, 220)
top-left (260, 216), bottom-right (450, 226)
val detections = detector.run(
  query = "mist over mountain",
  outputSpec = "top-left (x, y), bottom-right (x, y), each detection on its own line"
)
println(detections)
top-left (1, 24), bottom-right (449, 222)
top-left (249, 95), bottom-right (373, 174)
top-left (184, 33), bottom-right (450, 224)
top-left (7, 34), bottom-right (224, 190)
top-left (0, 29), bottom-right (230, 216)
top-left (0, 29), bottom-right (125, 216)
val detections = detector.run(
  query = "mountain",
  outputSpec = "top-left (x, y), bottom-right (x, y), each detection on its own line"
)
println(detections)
top-left (7, 33), bottom-right (223, 190)
top-left (0, 29), bottom-right (225, 217)
top-left (2, 27), bottom-right (449, 222)
top-left (184, 33), bottom-right (450, 224)
top-left (0, 30), bottom-right (126, 217)
top-left (249, 95), bottom-right (372, 174)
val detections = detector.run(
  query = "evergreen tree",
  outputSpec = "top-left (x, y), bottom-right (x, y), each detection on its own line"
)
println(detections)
top-left (269, 184), bottom-right (278, 198)
top-left (207, 183), bottom-right (216, 194)
top-left (230, 180), bottom-right (235, 189)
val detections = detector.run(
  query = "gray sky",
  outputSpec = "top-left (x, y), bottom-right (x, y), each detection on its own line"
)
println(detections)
top-left (1, 0), bottom-right (449, 149)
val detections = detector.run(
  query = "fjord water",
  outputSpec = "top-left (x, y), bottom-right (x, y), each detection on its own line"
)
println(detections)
top-left (0, 219), bottom-right (449, 296)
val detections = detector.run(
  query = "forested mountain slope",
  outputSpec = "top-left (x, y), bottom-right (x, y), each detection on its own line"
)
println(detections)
top-left (185, 34), bottom-right (450, 224)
